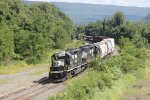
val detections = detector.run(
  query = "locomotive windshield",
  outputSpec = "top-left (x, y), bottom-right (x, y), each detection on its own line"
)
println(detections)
top-left (52, 56), bottom-right (65, 67)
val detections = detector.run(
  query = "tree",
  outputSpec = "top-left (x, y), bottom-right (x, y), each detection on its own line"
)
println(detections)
top-left (132, 31), bottom-right (148, 48)
top-left (53, 27), bottom-right (69, 49)
top-left (112, 12), bottom-right (125, 26)
top-left (0, 22), bottom-right (14, 64)
top-left (25, 32), bottom-right (46, 64)
top-left (78, 33), bottom-right (86, 41)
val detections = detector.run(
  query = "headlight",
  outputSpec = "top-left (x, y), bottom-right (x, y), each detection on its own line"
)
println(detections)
top-left (55, 75), bottom-right (58, 78)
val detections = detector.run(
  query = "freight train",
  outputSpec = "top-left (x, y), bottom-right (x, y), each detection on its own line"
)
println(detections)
top-left (49, 37), bottom-right (115, 82)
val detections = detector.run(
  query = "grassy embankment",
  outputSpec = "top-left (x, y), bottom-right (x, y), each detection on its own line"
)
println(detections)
top-left (49, 47), bottom-right (150, 100)
top-left (0, 40), bottom-right (85, 74)
top-left (120, 48), bottom-right (150, 97)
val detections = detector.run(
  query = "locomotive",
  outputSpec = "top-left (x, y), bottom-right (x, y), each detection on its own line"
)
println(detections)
top-left (49, 37), bottom-right (115, 82)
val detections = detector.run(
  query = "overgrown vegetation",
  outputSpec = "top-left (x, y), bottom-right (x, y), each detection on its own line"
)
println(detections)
top-left (49, 36), bottom-right (148, 100)
top-left (0, 0), bottom-right (75, 65)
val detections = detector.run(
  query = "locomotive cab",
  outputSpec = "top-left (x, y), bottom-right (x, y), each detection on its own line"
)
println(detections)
top-left (49, 49), bottom-right (82, 82)
top-left (66, 48), bottom-right (82, 70)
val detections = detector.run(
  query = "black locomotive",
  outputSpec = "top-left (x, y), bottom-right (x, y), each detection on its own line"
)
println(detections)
top-left (49, 38), bottom-right (115, 82)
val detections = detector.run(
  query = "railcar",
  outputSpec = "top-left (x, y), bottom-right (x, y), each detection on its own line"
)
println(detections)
top-left (80, 44), bottom-right (95, 64)
top-left (104, 38), bottom-right (115, 52)
top-left (94, 41), bottom-right (108, 58)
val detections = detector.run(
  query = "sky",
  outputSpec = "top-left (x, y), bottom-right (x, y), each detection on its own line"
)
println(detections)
top-left (26, 0), bottom-right (150, 7)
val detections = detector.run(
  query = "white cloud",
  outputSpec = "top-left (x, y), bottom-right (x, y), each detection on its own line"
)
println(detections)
top-left (112, 0), bottom-right (150, 7)
top-left (26, 0), bottom-right (150, 7)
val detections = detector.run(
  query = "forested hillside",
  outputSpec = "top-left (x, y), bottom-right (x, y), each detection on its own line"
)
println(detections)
top-left (0, 0), bottom-right (75, 64)
top-left (24, 1), bottom-right (150, 25)
top-left (144, 14), bottom-right (150, 23)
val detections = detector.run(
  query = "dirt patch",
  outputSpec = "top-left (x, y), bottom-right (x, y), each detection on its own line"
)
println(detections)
top-left (121, 80), bottom-right (150, 100)
top-left (0, 65), bottom-right (66, 100)
top-left (112, 49), bottom-right (120, 56)
top-left (0, 66), bottom-right (49, 94)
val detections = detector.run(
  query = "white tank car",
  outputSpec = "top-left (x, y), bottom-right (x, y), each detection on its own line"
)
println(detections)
top-left (94, 41), bottom-right (108, 58)
top-left (104, 39), bottom-right (112, 54)
top-left (104, 38), bottom-right (115, 52)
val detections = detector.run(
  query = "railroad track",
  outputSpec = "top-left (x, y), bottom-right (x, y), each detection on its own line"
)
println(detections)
top-left (0, 49), bottom-right (119, 100)
top-left (0, 77), bottom-right (61, 100)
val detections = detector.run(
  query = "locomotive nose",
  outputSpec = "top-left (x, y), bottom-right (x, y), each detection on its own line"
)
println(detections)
top-left (55, 75), bottom-right (58, 78)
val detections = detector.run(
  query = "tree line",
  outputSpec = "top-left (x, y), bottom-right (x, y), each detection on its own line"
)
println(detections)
top-left (77, 12), bottom-right (150, 48)
top-left (0, 0), bottom-right (75, 64)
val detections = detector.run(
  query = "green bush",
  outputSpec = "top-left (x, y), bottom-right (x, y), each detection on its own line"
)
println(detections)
top-left (118, 37), bottom-right (146, 73)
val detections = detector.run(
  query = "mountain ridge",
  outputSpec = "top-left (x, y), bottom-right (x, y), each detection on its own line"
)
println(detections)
top-left (24, 1), bottom-right (150, 25)
top-left (25, 1), bottom-right (150, 8)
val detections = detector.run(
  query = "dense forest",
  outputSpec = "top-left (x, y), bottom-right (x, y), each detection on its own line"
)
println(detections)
top-left (144, 14), bottom-right (150, 23)
top-left (0, 0), bottom-right (75, 64)
top-left (77, 12), bottom-right (150, 47)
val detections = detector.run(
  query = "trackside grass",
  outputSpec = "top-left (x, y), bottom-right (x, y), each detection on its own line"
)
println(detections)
top-left (0, 61), bottom-right (49, 74)
top-left (0, 40), bottom-right (85, 74)
top-left (143, 59), bottom-right (150, 81)
top-left (0, 79), bottom-right (11, 84)
top-left (30, 68), bottom-right (48, 75)
top-left (0, 48), bottom-right (58, 74)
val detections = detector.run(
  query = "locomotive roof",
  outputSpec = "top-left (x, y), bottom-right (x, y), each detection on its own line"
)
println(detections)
top-left (66, 48), bottom-right (81, 53)
top-left (95, 36), bottom-right (110, 39)
top-left (52, 51), bottom-right (65, 57)
top-left (94, 41), bottom-right (105, 45)
top-left (80, 44), bottom-right (94, 49)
